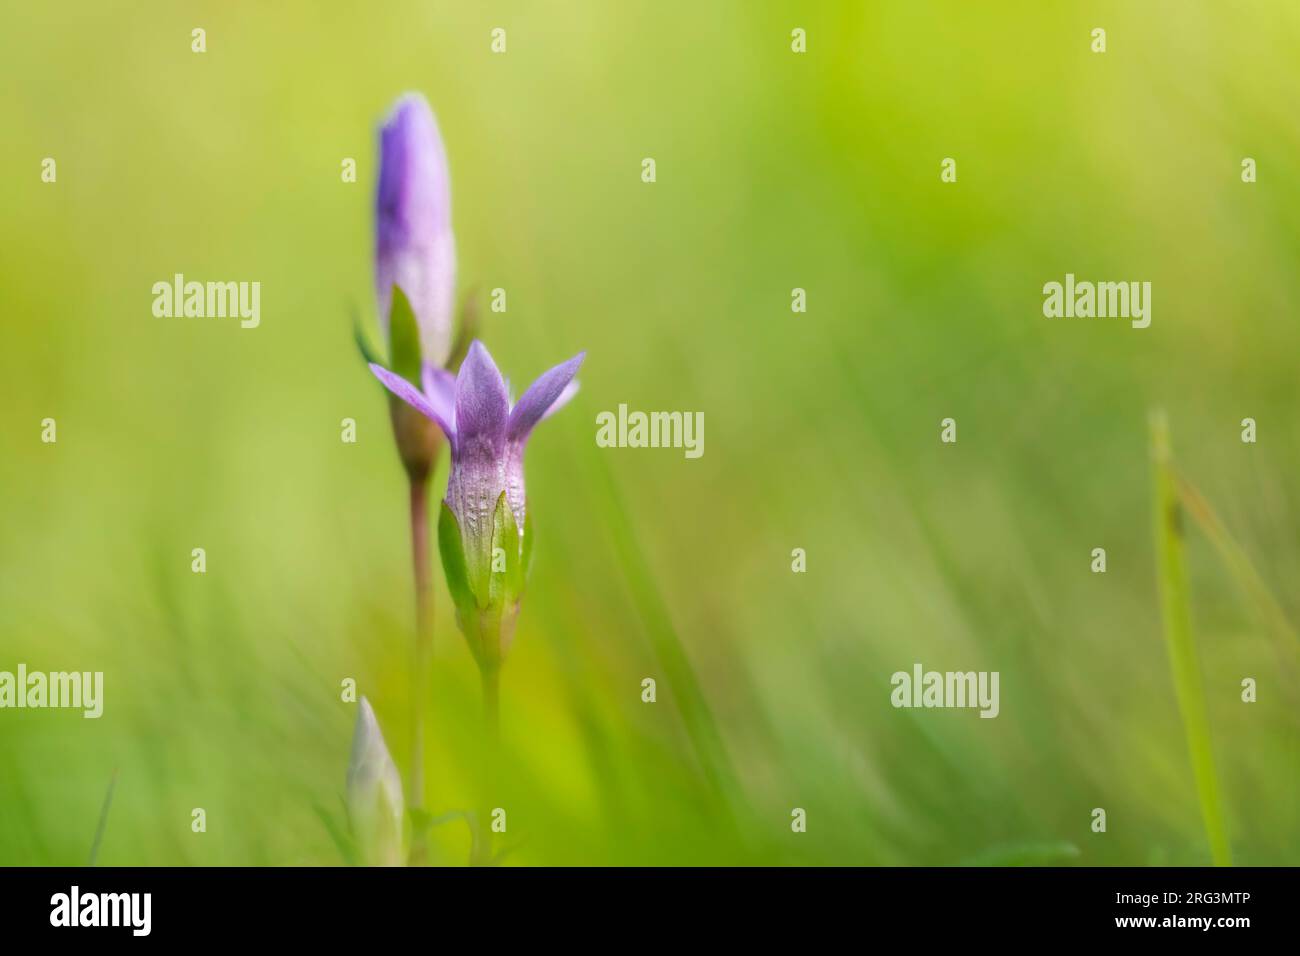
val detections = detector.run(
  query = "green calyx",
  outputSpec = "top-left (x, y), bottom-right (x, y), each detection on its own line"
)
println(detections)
top-left (356, 285), bottom-right (442, 482)
top-left (385, 285), bottom-right (422, 383)
top-left (438, 492), bottom-right (535, 670)
top-left (353, 284), bottom-right (421, 376)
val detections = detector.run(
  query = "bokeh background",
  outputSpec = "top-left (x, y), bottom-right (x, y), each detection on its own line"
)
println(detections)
top-left (2, 1), bottom-right (1297, 866)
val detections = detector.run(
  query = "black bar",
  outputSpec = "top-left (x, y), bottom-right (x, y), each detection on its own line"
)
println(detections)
top-left (0, 866), bottom-right (1281, 942)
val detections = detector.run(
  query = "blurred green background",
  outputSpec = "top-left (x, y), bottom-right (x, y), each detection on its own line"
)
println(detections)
top-left (2, 1), bottom-right (1297, 866)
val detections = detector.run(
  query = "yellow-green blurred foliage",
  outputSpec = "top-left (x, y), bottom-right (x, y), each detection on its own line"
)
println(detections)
top-left (1, 1), bottom-right (1297, 865)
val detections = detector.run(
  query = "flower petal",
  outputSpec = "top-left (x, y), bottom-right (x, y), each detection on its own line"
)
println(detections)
top-left (541, 380), bottom-right (579, 422)
top-left (508, 351), bottom-right (585, 442)
top-left (369, 362), bottom-right (453, 439)
top-left (422, 362), bottom-right (458, 440)
top-left (446, 342), bottom-right (512, 568)
top-left (454, 340), bottom-right (510, 449)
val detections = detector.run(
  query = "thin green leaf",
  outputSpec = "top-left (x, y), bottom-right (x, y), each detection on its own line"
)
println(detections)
top-left (588, 452), bottom-right (745, 825)
top-left (351, 303), bottom-right (382, 366)
top-left (1177, 474), bottom-right (1298, 649)
top-left (315, 799), bottom-right (359, 867)
top-left (1149, 411), bottom-right (1232, 867)
top-left (87, 768), bottom-right (118, 866)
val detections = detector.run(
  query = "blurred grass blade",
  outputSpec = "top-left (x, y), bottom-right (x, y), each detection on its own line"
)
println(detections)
top-left (1149, 412), bottom-right (1232, 866)
top-left (591, 454), bottom-right (745, 825)
top-left (314, 799), bottom-right (359, 867)
top-left (1176, 474), bottom-right (1298, 648)
top-left (87, 768), bottom-right (118, 866)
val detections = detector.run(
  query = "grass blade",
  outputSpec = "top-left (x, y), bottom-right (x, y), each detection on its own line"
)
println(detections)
top-left (1149, 411), bottom-right (1231, 866)
top-left (590, 454), bottom-right (745, 823)
top-left (87, 768), bottom-right (118, 867)
top-left (1176, 474), bottom-right (1299, 649)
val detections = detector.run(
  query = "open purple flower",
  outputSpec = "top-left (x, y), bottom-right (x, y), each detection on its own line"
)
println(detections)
top-left (369, 340), bottom-right (582, 667)
top-left (371, 340), bottom-right (581, 533)
top-left (375, 92), bottom-right (456, 366)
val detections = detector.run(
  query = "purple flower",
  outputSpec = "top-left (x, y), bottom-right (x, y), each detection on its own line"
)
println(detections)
top-left (369, 341), bottom-right (582, 597)
top-left (375, 93), bottom-right (456, 365)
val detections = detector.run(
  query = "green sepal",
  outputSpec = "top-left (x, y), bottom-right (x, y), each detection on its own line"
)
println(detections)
top-left (440, 497), bottom-right (527, 670)
top-left (490, 491), bottom-right (524, 609)
top-left (351, 304), bottom-right (383, 366)
top-left (437, 497), bottom-right (494, 609)
top-left (440, 497), bottom-right (528, 670)
top-left (472, 603), bottom-right (508, 671)
top-left (388, 284), bottom-right (422, 384)
top-left (438, 502), bottom-right (477, 618)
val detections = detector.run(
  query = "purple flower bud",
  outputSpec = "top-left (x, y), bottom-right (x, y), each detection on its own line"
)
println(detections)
top-left (375, 93), bottom-right (456, 365)
top-left (346, 697), bottom-right (405, 867)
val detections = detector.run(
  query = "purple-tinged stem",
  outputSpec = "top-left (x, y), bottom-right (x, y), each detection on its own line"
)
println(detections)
top-left (408, 475), bottom-right (434, 864)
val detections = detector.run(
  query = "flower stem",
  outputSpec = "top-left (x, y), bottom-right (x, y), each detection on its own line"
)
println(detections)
top-left (408, 474), bottom-right (434, 864)
top-left (474, 664), bottom-right (501, 865)
top-left (482, 665), bottom-right (500, 747)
